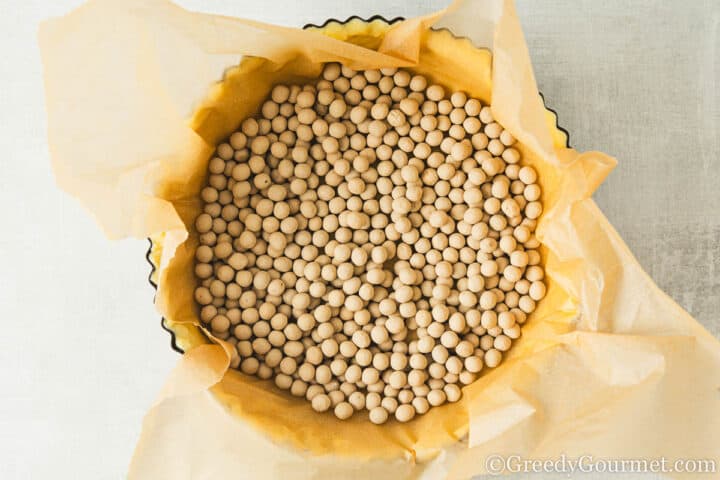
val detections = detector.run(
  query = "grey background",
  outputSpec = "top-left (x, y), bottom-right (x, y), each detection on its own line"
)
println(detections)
top-left (0, 0), bottom-right (716, 478)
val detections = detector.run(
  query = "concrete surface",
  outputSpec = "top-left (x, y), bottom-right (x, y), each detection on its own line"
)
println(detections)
top-left (521, 0), bottom-right (720, 338)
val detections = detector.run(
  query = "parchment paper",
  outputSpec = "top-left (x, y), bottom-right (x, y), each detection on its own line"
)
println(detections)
top-left (38, 0), bottom-right (720, 478)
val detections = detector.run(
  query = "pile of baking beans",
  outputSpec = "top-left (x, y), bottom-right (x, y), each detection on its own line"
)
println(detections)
top-left (193, 63), bottom-right (545, 424)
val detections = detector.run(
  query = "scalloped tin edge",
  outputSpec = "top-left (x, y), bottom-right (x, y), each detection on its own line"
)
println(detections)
top-left (146, 238), bottom-right (184, 354)
top-left (303, 15), bottom-right (405, 30)
top-left (149, 14), bottom-right (570, 356)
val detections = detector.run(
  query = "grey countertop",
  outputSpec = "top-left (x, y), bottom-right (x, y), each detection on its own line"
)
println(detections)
top-left (519, 0), bottom-right (720, 337)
